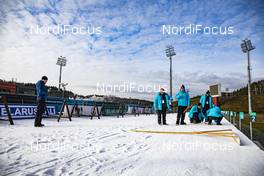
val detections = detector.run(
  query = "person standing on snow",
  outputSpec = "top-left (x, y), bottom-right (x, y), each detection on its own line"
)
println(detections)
top-left (199, 90), bottom-right (214, 122)
top-left (175, 85), bottom-right (190, 125)
top-left (154, 88), bottom-right (170, 125)
top-left (34, 76), bottom-right (48, 127)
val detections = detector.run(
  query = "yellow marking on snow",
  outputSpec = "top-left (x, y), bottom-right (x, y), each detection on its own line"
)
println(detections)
top-left (130, 129), bottom-right (240, 145)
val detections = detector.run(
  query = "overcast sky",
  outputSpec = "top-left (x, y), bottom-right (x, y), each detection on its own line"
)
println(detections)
top-left (0, 0), bottom-right (264, 100)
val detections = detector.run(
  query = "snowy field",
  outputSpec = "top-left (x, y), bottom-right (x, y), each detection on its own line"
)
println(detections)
top-left (0, 113), bottom-right (264, 176)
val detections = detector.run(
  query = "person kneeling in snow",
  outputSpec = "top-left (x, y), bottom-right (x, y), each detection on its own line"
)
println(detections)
top-left (188, 103), bottom-right (205, 124)
top-left (206, 106), bottom-right (224, 125)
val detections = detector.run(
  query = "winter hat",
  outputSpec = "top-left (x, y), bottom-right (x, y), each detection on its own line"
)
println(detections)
top-left (42, 76), bottom-right (48, 80)
top-left (180, 85), bottom-right (185, 90)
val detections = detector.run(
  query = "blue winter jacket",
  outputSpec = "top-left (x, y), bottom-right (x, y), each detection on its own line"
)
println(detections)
top-left (207, 106), bottom-right (223, 118)
top-left (188, 105), bottom-right (206, 121)
top-left (154, 92), bottom-right (170, 111)
top-left (176, 90), bottom-right (190, 107)
top-left (199, 95), bottom-right (213, 108)
top-left (36, 80), bottom-right (48, 100)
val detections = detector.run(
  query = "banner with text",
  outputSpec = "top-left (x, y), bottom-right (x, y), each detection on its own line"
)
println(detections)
top-left (0, 105), bottom-right (56, 119)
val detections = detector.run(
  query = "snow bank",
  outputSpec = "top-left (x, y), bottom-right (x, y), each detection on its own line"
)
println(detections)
top-left (0, 114), bottom-right (263, 176)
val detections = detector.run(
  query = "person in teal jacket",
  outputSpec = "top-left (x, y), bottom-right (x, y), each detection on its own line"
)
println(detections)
top-left (175, 85), bottom-right (190, 125)
top-left (154, 88), bottom-right (170, 125)
top-left (207, 105), bottom-right (223, 125)
top-left (199, 90), bottom-right (214, 121)
top-left (188, 103), bottom-right (206, 123)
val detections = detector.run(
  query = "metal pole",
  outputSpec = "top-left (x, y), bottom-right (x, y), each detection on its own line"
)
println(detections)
top-left (59, 64), bottom-right (62, 90)
top-left (247, 50), bottom-right (253, 140)
top-left (239, 117), bottom-right (241, 130)
top-left (169, 56), bottom-right (172, 97)
top-left (63, 87), bottom-right (65, 99)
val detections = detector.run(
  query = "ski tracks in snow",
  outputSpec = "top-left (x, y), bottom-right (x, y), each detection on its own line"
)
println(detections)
top-left (0, 120), bottom-right (153, 176)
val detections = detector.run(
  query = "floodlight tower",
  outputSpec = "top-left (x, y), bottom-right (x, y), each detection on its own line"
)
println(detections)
top-left (60, 83), bottom-right (68, 99)
top-left (165, 45), bottom-right (176, 97)
top-left (56, 56), bottom-right (67, 90)
top-left (240, 39), bottom-right (255, 140)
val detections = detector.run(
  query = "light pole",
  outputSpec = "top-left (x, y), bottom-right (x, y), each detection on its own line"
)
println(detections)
top-left (240, 39), bottom-right (255, 140)
top-left (165, 45), bottom-right (176, 98)
top-left (56, 56), bottom-right (67, 90)
top-left (60, 83), bottom-right (68, 99)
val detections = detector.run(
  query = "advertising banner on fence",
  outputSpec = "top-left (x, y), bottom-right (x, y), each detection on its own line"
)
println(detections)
top-left (249, 112), bottom-right (257, 122)
top-left (239, 112), bottom-right (244, 120)
top-left (0, 105), bottom-right (56, 119)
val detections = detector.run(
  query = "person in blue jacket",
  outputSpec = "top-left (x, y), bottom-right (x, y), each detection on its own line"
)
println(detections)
top-left (175, 85), bottom-right (190, 125)
top-left (207, 105), bottom-right (224, 125)
top-left (34, 76), bottom-right (48, 127)
top-left (199, 90), bottom-right (214, 121)
top-left (154, 87), bottom-right (170, 125)
top-left (188, 103), bottom-right (206, 124)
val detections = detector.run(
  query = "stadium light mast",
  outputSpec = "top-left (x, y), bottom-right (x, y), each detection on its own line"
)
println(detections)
top-left (165, 45), bottom-right (176, 98)
top-left (240, 39), bottom-right (255, 140)
top-left (56, 56), bottom-right (67, 90)
top-left (60, 83), bottom-right (68, 99)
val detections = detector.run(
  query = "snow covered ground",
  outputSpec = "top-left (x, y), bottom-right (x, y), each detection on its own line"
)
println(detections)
top-left (0, 113), bottom-right (264, 176)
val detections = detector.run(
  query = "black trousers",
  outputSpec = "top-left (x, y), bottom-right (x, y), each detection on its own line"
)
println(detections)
top-left (35, 100), bottom-right (46, 126)
top-left (190, 112), bottom-right (201, 123)
top-left (157, 108), bottom-right (167, 124)
top-left (203, 105), bottom-right (210, 121)
top-left (177, 106), bottom-right (187, 124)
top-left (208, 116), bottom-right (223, 125)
